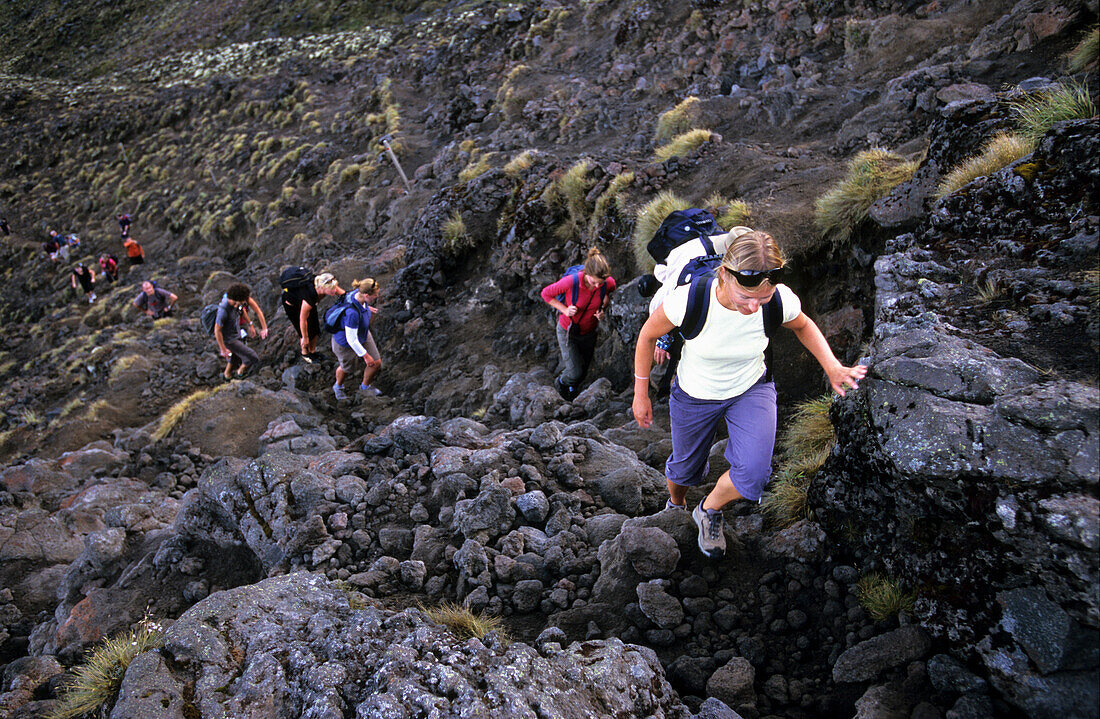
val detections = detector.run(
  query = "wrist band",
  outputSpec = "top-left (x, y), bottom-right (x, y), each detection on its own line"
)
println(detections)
top-left (634, 374), bottom-right (649, 381)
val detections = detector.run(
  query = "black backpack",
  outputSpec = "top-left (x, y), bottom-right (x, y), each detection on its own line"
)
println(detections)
top-left (200, 303), bottom-right (220, 336)
top-left (646, 208), bottom-right (721, 265)
top-left (673, 257), bottom-right (784, 382)
top-left (280, 266), bottom-right (314, 291)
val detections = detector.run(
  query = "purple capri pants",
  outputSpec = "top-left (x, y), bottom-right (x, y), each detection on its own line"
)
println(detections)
top-left (665, 377), bottom-right (777, 501)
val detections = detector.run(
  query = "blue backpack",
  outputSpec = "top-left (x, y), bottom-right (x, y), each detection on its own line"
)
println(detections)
top-left (669, 256), bottom-right (784, 381)
top-left (322, 293), bottom-right (361, 334)
top-left (646, 208), bottom-right (721, 265)
top-left (554, 264), bottom-right (608, 307)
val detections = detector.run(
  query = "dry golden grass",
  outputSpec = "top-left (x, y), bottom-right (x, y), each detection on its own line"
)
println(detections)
top-left (458, 154), bottom-right (492, 183)
top-left (420, 601), bottom-right (506, 642)
top-left (703, 192), bottom-right (752, 230)
top-left (48, 619), bottom-right (165, 719)
top-left (1068, 28), bottom-right (1099, 73)
top-left (441, 211), bottom-right (472, 255)
top-left (545, 159), bottom-right (595, 240)
top-left (504, 150), bottom-right (536, 177)
top-left (779, 394), bottom-right (836, 476)
top-left (632, 191), bottom-right (691, 272)
top-left (654, 129), bottom-right (713, 163)
top-left (761, 469), bottom-right (812, 529)
top-left (588, 171), bottom-right (635, 238)
top-left (857, 573), bottom-right (916, 622)
top-left (152, 386), bottom-right (225, 441)
top-left (654, 96), bottom-right (702, 143)
top-left (814, 149), bottom-right (918, 244)
top-left (934, 133), bottom-right (1034, 200)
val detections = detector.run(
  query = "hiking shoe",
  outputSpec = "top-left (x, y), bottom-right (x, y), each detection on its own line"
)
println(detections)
top-left (333, 383), bottom-right (348, 400)
top-left (692, 502), bottom-right (726, 559)
top-left (359, 384), bottom-right (381, 396)
top-left (665, 498), bottom-right (686, 511)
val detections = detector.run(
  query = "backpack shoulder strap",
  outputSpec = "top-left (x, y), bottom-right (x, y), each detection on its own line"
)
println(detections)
top-left (680, 275), bottom-right (714, 341)
top-left (698, 234), bottom-right (716, 256)
top-left (570, 271), bottom-right (581, 305)
top-left (762, 291), bottom-right (784, 382)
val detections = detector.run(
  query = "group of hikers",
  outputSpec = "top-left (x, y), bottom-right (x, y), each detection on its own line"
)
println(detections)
top-left (35, 200), bottom-right (866, 560)
top-left (539, 213), bottom-right (864, 560)
top-left (194, 268), bottom-right (383, 393)
top-left (46, 212), bottom-right (145, 305)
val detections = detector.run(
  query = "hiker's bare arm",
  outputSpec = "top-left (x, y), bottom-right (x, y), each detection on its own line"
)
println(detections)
top-left (632, 307), bottom-right (676, 428)
top-left (214, 324), bottom-right (230, 357)
top-left (298, 302), bottom-right (311, 346)
top-left (247, 297), bottom-right (269, 338)
top-left (785, 312), bottom-right (866, 396)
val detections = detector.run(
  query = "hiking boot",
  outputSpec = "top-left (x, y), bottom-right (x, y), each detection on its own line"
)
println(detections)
top-left (333, 383), bottom-right (348, 400)
top-left (359, 384), bottom-right (381, 396)
top-left (692, 502), bottom-right (726, 559)
top-left (665, 498), bottom-right (686, 511)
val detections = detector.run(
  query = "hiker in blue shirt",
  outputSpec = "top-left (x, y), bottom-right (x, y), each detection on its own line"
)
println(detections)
top-left (331, 278), bottom-right (382, 400)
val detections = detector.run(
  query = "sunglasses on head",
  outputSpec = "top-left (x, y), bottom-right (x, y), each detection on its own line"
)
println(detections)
top-left (724, 266), bottom-right (785, 287)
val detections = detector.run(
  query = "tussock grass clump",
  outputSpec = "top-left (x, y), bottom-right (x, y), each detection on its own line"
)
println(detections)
top-left (632, 191), bottom-right (691, 272)
top-left (1068, 28), bottom-right (1100, 73)
top-left (814, 149), bottom-right (918, 244)
top-left (779, 394), bottom-right (836, 476)
top-left (856, 573), bottom-right (915, 622)
top-left (544, 159), bottom-right (595, 240)
top-left (441, 211), bottom-right (472, 255)
top-left (588, 171), bottom-right (636, 238)
top-left (152, 386), bottom-right (225, 441)
top-left (1010, 80), bottom-right (1095, 144)
top-left (421, 602), bottom-right (506, 642)
top-left (458, 154), bottom-right (492, 183)
top-left (655, 96), bottom-right (702, 143)
top-left (504, 150), bottom-right (536, 177)
top-left (703, 192), bottom-right (752, 230)
top-left (934, 133), bottom-right (1034, 199)
top-left (48, 619), bottom-right (165, 719)
top-left (761, 394), bottom-right (836, 528)
top-left (761, 469), bottom-right (812, 529)
top-left (654, 129), bottom-right (714, 163)
top-left (975, 279), bottom-right (1003, 306)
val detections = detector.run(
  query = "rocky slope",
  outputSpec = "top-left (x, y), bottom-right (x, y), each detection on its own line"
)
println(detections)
top-left (0, 1), bottom-right (1097, 718)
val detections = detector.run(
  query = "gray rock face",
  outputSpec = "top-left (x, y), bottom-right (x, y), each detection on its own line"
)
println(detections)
top-left (832, 626), bottom-right (932, 683)
top-left (109, 573), bottom-right (692, 719)
top-left (706, 656), bottom-right (756, 710)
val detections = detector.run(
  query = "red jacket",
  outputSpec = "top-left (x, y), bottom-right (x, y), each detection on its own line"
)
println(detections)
top-left (541, 272), bottom-right (616, 335)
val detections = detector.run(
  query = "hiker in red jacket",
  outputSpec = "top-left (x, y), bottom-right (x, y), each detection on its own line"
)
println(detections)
top-left (540, 247), bottom-right (616, 401)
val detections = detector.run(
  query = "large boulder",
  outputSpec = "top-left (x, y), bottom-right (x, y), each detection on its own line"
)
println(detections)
top-left (109, 572), bottom-right (693, 719)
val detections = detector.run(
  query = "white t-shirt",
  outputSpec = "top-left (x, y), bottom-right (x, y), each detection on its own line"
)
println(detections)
top-left (662, 282), bottom-right (801, 400)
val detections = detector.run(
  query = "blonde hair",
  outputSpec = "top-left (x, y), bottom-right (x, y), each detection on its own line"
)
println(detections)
top-left (582, 247), bottom-right (611, 279)
top-left (314, 272), bottom-right (338, 290)
top-left (352, 277), bottom-right (379, 295)
top-left (719, 231), bottom-right (785, 287)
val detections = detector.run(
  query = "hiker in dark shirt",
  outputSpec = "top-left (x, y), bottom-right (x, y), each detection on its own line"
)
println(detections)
top-left (282, 271), bottom-right (344, 362)
top-left (0, 217), bottom-right (10, 236)
top-left (214, 283), bottom-right (268, 381)
top-left (118, 213), bottom-right (132, 238)
top-left (70, 263), bottom-right (97, 303)
top-left (133, 281), bottom-right (178, 318)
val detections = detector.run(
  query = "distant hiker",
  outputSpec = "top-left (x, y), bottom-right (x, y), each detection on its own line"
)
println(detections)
top-left (0, 217), bottom-right (10, 236)
top-left (118, 213), bottom-right (132, 238)
top-left (98, 253), bottom-right (119, 283)
top-left (70, 262), bottom-right (97, 303)
top-left (540, 248), bottom-right (616, 401)
top-left (214, 283), bottom-right (268, 381)
top-left (123, 236), bottom-right (145, 266)
top-left (330, 278), bottom-right (382, 400)
top-left (633, 230), bottom-right (866, 560)
top-left (43, 232), bottom-right (62, 260)
top-left (280, 268), bottom-right (344, 362)
top-left (133, 280), bottom-right (178, 318)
